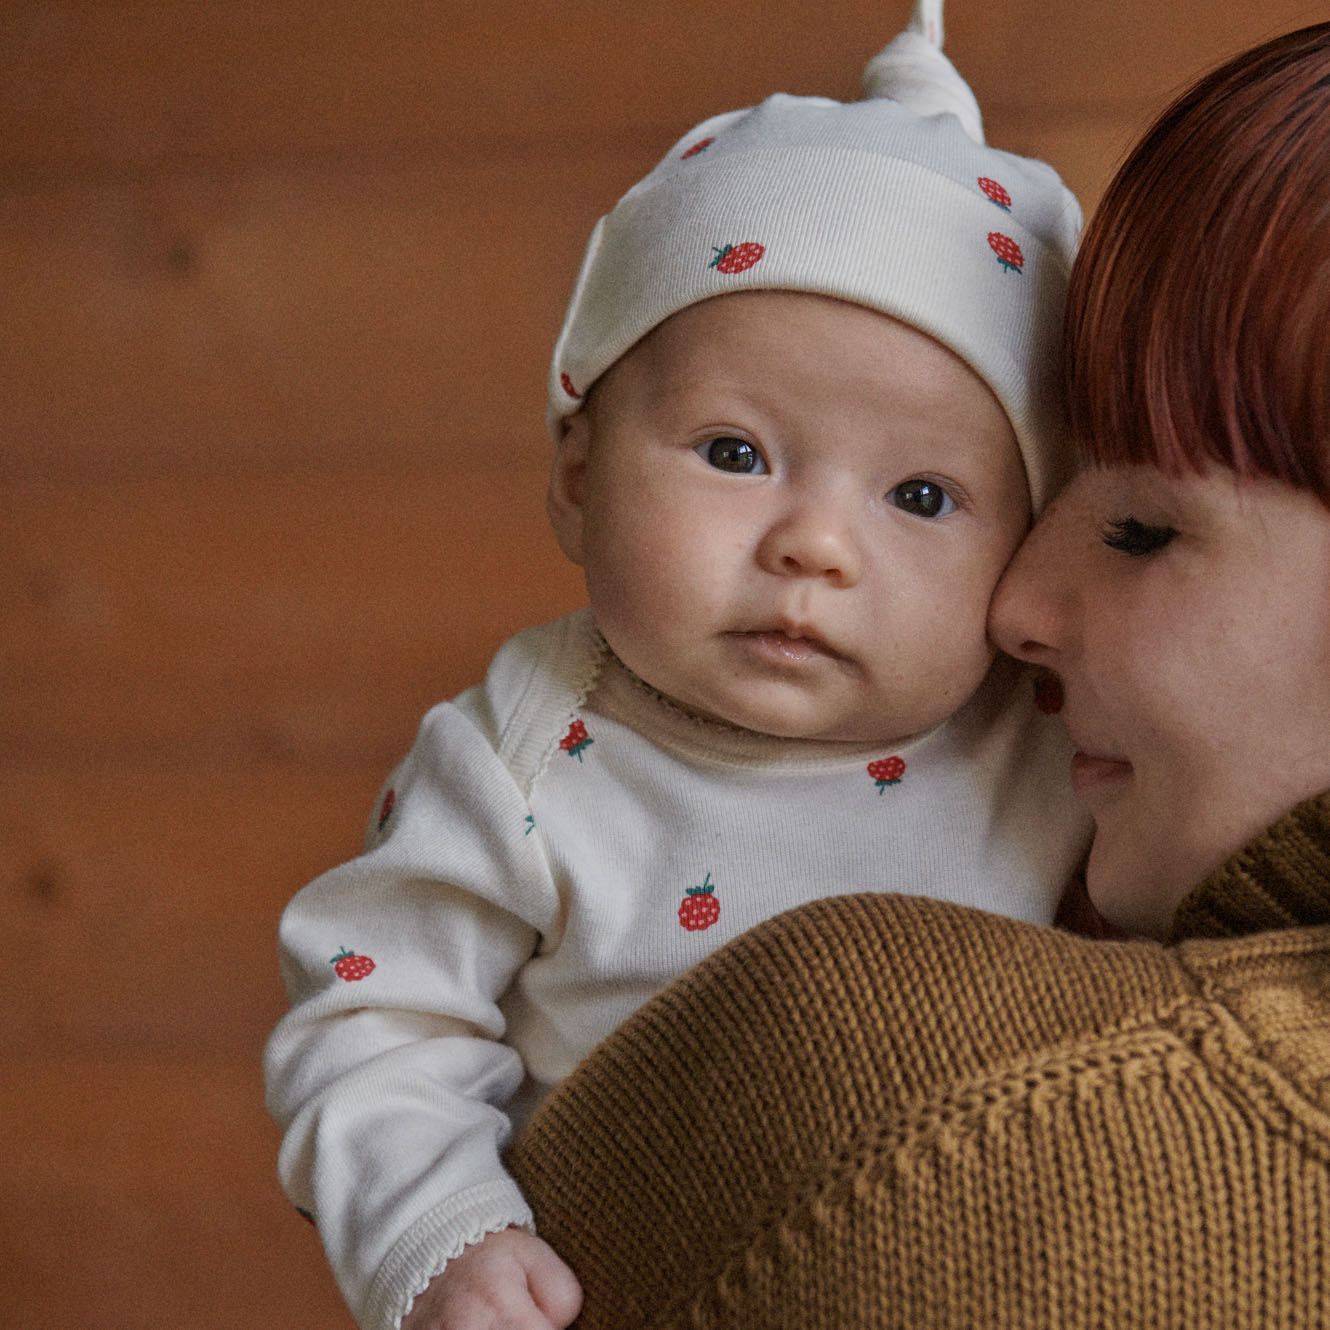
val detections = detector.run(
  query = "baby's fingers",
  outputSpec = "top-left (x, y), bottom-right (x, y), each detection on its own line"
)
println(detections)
top-left (520, 1239), bottom-right (583, 1328)
top-left (402, 1227), bottom-right (581, 1330)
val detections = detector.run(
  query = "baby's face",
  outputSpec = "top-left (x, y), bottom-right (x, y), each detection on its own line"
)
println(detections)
top-left (548, 291), bottom-right (1030, 743)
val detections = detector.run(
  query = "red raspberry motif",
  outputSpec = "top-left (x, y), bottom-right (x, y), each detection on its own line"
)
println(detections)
top-left (678, 872), bottom-right (720, 931)
top-left (1033, 675), bottom-right (1065, 715)
top-left (988, 232), bottom-right (1024, 274)
top-left (978, 177), bottom-right (1012, 211)
top-left (868, 756), bottom-right (906, 793)
top-left (559, 718), bottom-right (593, 762)
top-left (559, 371), bottom-right (580, 399)
top-left (377, 788), bottom-right (396, 833)
top-left (681, 136), bottom-right (715, 160)
top-left (710, 241), bottom-right (765, 275)
top-left (331, 947), bottom-right (376, 982)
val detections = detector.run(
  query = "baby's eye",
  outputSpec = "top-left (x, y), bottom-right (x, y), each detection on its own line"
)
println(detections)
top-left (890, 478), bottom-right (956, 519)
top-left (698, 436), bottom-right (765, 474)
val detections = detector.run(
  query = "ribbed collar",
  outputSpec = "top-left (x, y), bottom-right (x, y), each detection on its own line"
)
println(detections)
top-left (590, 645), bottom-right (1011, 772)
top-left (1168, 792), bottom-right (1330, 942)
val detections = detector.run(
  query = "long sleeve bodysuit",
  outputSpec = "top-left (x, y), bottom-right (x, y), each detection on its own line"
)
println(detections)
top-left (264, 608), bottom-right (1089, 1330)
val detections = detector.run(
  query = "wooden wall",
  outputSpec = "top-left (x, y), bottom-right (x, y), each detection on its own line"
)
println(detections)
top-left (5, 1), bottom-right (1324, 1324)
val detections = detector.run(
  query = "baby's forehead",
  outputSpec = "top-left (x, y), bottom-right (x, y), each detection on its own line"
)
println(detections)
top-left (608, 291), bottom-right (995, 414)
top-left (608, 291), bottom-right (900, 390)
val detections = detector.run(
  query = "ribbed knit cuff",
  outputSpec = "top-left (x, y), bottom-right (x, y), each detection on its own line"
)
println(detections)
top-left (361, 1179), bottom-right (535, 1330)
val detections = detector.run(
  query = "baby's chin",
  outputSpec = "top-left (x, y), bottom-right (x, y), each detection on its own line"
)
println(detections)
top-left (664, 683), bottom-right (919, 746)
top-left (694, 660), bottom-right (992, 746)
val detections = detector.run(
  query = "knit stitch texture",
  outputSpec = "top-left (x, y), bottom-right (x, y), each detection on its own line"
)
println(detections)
top-left (509, 794), bottom-right (1330, 1328)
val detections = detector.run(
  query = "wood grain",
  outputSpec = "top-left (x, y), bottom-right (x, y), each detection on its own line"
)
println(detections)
top-left (2, 163), bottom-right (599, 484)
top-left (3, 1055), bottom-right (356, 1328)
top-left (2, 1), bottom-right (1312, 176)
top-left (2, 466), bottom-right (583, 764)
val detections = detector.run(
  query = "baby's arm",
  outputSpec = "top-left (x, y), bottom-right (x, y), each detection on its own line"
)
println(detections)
top-left (401, 1228), bottom-right (581, 1330)
top-left (264, 701), bottom-right (563, 1330)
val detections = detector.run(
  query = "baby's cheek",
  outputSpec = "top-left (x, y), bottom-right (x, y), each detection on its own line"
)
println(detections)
top-left (916, 605), bottom-right (999, 703)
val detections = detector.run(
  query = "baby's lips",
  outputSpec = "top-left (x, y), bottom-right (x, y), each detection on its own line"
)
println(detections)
top-left (1033, 674), bottom-right (1064, 715)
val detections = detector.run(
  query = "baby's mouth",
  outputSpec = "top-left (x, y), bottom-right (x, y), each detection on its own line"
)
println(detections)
top-left (731, 623), bottom-right (847, 665)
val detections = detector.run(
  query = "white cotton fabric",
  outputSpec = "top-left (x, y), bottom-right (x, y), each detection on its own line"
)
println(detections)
top-left (265, 609), bottom-right (1091, 1330)
top-left (548, 24), bottom-right (1082, 512)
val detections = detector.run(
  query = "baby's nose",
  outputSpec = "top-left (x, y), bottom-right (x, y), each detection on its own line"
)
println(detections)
top-left (757, 506), bottom-right (862, 587)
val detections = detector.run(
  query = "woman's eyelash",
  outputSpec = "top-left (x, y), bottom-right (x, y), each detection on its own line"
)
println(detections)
top-left (1101, 516), bottom-right (1178, 556)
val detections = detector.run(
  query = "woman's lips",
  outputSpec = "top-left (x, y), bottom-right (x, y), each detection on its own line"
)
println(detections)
top-left (1069, 750), bottom-right (1133, 802)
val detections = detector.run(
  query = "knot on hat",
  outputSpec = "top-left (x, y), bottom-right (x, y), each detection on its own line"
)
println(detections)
top-left (862, 29), bottom-right (984, 144)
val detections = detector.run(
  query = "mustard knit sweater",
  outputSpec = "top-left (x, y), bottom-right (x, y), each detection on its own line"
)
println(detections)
top-left (508, 795), bottom-right (1330, 1328)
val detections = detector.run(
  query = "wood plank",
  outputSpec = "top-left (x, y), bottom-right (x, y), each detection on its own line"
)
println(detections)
top-left (2, 766), bottom-right (387, 1057)
top-left (954, 0), bottom-right (1327, 115)
top-left (3, 1055), bottom-right (355, 1328)
top-left (2, 159), bottom-right (616, 484)
top-left (1, 1), bottom-right (1315, 175)
top-left (1, 466), bottom-right (585, 766)
top-left (0, 0), bottom-right (903, 173)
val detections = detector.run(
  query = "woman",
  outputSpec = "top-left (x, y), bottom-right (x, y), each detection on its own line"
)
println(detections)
top-left (506, 22), bottom-right (1330, 1328)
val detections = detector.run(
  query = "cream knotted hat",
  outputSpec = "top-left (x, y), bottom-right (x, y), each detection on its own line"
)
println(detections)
top-left (547, 0), bottom-right (1081, 512)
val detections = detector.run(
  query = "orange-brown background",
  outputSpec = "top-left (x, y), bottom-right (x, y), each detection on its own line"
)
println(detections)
top-left (5, 2), bottom-right (1324, 1324)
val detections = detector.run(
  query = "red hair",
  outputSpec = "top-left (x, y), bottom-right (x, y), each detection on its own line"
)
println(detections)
top-left (1065, 23), bottom-right (1330, 497)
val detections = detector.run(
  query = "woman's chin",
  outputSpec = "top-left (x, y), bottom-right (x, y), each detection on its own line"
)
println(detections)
top-left (1084, 843), bottom-right (1181, 941)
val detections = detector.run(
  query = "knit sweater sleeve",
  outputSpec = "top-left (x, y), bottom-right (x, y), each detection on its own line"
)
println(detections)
top-left (264, 690), bottom-right (562, 1330)
top-left (507, 892), bottom-right (1192, 1329)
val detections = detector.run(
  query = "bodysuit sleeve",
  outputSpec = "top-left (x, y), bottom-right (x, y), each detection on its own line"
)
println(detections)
top-left (263, 698), bottom-right (560, 1330)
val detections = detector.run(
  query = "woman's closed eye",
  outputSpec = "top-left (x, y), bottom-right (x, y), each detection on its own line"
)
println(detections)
top-left (1101, 516), bottom-right (1177, 556)
top-left (697, 435), bottom-right (766, 474)
top-left (890, 478), bottom-right (957, 519)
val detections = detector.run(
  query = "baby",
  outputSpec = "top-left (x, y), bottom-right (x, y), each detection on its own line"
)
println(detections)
top-left (265, 5), bottom-right (1088, 1328)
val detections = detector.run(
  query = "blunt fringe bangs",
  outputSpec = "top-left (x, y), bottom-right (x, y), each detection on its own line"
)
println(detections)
top-left (1065, 22), bottom-right (1330, 498)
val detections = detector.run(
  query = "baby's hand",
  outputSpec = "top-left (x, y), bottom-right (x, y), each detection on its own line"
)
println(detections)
top-left (401, 1227), bottom-right (583, 1330)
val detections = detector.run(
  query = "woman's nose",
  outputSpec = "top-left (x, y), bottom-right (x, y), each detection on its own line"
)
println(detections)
top-left (988, 511), bottom-right (1066, 664)
top-left (756, 501), bottom-right (862, 587)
